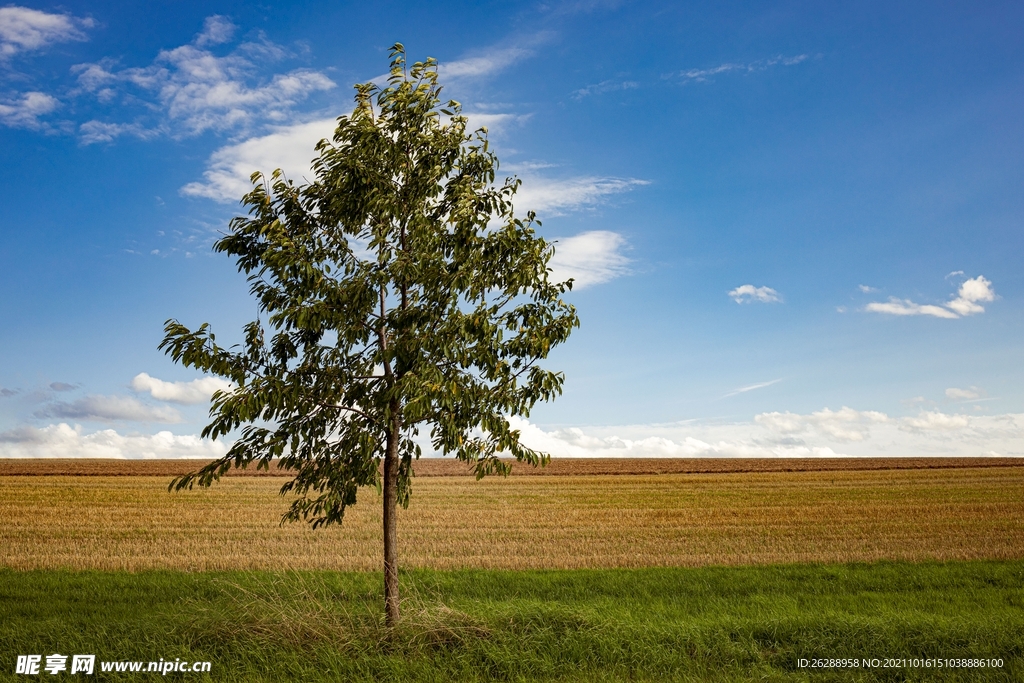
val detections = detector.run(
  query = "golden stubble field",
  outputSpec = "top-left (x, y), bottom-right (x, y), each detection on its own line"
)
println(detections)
top-left (1, 460), bottom-right (1022, 571)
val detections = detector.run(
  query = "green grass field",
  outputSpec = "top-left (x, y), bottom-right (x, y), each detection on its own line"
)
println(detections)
top-left (2, 561), bottom-right (1022, 682)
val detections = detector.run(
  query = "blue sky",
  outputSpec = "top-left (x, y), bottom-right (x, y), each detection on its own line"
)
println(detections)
top-left (2, 0), bottom-right (1022, 458)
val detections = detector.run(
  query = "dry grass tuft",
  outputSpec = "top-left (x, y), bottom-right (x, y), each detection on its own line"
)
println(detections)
top-left (181, 573), bottom-right (488, 652)
top-left (201, 573), bottom-right (369, 647)
top-left (395, 602), bottom-right (492, 650)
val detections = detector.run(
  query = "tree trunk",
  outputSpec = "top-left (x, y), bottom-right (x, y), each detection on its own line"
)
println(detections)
top-left (383, 419), bottom-right (400, 628)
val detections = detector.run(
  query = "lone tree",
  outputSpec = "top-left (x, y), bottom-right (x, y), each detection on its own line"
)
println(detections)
top-left (162, 44), bottom-right (578, 627)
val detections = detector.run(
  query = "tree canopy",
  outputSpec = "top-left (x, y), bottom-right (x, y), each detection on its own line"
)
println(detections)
top-left (161, 44), bottom-right (579, 625)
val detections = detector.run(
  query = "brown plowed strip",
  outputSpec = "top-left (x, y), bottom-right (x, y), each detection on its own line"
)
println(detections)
top-left (0, 456), bottom-right (1020, 477)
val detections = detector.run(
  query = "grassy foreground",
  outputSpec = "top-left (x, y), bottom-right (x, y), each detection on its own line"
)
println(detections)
top-left (2, 561), bottom-right (1021, 682)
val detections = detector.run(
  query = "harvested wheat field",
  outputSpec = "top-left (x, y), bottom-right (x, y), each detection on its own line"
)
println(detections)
top-left (1, 460), bottom-right (1021, 571)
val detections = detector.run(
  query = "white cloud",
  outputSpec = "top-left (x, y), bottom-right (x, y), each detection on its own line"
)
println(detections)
top-left (0, 91), bottom-right (59, 129)
top-left (723, 379), bottom-right (782, 398)
top-left (547, 231), bottom-right (629, 289)
top-left (756, 406), bottom-right (890, 442)
top-left (900, 411), bottom-right (971, 433)
top-left (679, 54), bottom-right (808, 83)
top-left (865, 275), bottom-right (995, 319)
top-left (7, 408), bottom-right (1020, 460)
top-left (946, 387), bottom-right (981, 401)
top-left (130, 373), bottom-right (234, 405)
top-left (35, 395), bottom-right (181, 423)
top-left (858, 284), bottom-right (878, 293)
top-left (751, 404), bottom-right (1022, 450)
top-left (492, 408), bottom-right (1024, 458)
top-left (729, 284), bottom-right (782, 304)
top-left (181, 117), bottom-right (336, 200)
top-left (73, 17), bottom-right (334, 138)
top-left (0, 5), bottom-right (93, 58)
top-left (0, 423), bottom-right (227, 458)
top-left (945, 276), bottom-right (995, 316)
top-left (503, 415), bottom-right (842, 458)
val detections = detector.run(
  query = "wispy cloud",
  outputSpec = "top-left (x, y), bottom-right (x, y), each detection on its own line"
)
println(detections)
top-left (367, 35), bottom-right (551, 87)
top-left (729, 284), bottom-right (782, 304)
top-left (539, 0), bottom-right (625, 17)
top-left (35, 395), bottom-right (181, 423)
top-left (678, 54), bottom-right (808, 83)
top-left (462, 111), bottom-right (532, 136)
top-left (572, 79), bottom-right (639, 100)
top-left (548, 231), bottom-right (630, 289)
top-left (73, 16), bottom-right (334, 141)
top-left (864, 298), bottom-right (959, 319)
top-left (130, 372), bottom-right (233, 405)
top-left (576, 53), bottom-right (808, 99)
top-left (78, 120), bottom-right (154, 144)
top-left (0, 5), bottom-right (93, 58)
top-left (194, 15), bottom-right (235, 48)
top-left (723, 379), bottom-right (782, 398)
top-left (514, 175), bottom-right (648, 216)
top-left (441, 45), bottom-right (534, 79)
top-left (865, 275), bottom-right (996, 319)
